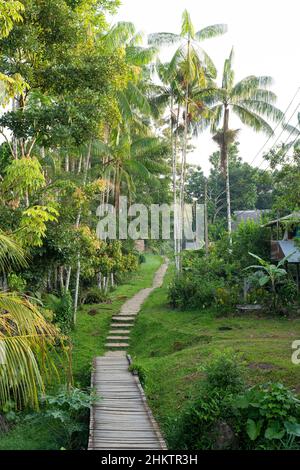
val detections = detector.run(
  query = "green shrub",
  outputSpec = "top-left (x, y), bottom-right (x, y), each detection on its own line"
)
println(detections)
top-left (7, 273), bottom-right (26, 293)
top-left (25, 387), bottom-right (95, 449)
top-left (277, 278), bottom-right (298, 305)
top-left (230, 220), bottom-right (270, 270)
top-left (203, 352), bottom-right (245, 396)
top-left (81, 287), bottom-right (108, 305)
top-left (168, 276), bottom-right (225, 309)
top-left (138, 253), bottom-right (146, 264)
top-left (168, 249), bottom-right (240, 310)
top-left (235, 382), bottom-right (300, 449)
top-left (44, 291), bottom-right (73, 332)
top-left (170, 353), bottom-right (244, 449)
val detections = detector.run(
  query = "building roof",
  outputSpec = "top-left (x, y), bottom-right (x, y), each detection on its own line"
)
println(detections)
top-left (232, 210), bottom-right (270, 230)
top-left (264, 212), bottom-right (300, 227)
top-left (278, 240), bottom-right (300, 263)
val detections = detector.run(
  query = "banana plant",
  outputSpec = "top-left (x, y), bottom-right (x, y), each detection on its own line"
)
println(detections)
top-left (245, 252), bottom-right (292, 309)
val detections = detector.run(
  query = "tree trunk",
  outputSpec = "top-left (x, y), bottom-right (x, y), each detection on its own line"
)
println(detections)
top-left (59, 266), bottom-right (65, 291)
top-left (170, 95), bottom-right (178, 271)
top-left (204, 179), bottom-right (209, 255)
top-left (77, 155), bottom-right (82, 174)
top-left (47, 269), bottom-right (52, 291)
top-left (65, 267), bottom-right (72, 291)
top-left (114, 165), bottom-right (120, 213)
top-left (222, 105), bottom-right (232, 238)
top-left (178, 68), bottom-right (190, 269)
top-left (65, 154), bottom-right (69, 172)
top-left (73, 142), bottom-right (92, 323)
top-left (73, 258), bottom-right (80, 324)
top-left (174, 105), bottom-right (180, 272)
top-left (225, 156), bottom-right (232, 238)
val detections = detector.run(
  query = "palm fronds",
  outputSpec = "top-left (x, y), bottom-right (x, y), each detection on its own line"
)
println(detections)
top-left (232, 104), bottom-right (274, 135)
top-left (0, 292), bottom-right (66, 409)
top-left (0, 231), bottom-right (27, 272)
top-left (148, 32), bottom-right (181, 46)
top-left (195, 24), bottom-right (228, 41)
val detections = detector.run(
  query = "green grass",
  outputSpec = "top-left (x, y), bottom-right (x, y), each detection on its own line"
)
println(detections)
top-left (0, 254), bottom-right (162, 450)
top-left (0, 420), bottom-right (60, 451)
top-left (129, 264), bottom-right (300, 442)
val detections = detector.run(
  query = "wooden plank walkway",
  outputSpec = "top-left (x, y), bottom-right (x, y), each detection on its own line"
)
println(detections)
top-left (88, 260), bottom-right (168, 450)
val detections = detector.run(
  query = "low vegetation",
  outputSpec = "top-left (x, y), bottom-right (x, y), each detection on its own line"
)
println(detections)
top-left (129, 263), bottom-right (300, 450)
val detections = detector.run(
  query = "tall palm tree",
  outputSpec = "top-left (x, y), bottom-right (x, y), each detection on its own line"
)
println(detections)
top-left (149, 10), bottom-right (227, 268)
top-left (0, 232), bottom-right (66, 409)
top-left (209, 48), bottom-right (283, 235)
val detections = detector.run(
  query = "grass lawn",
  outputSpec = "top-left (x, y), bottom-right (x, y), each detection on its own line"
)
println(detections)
top-left (0, 254), bottom-right (162, 450)
top-left (129, 263), bottom-right (300, 444)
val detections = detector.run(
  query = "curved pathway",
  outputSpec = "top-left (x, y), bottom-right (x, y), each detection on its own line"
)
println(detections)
top-left (88, 259), bottom-right (168, 450)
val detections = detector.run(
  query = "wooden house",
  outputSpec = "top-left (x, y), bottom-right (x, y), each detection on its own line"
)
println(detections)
top-left (264, 212), bottom-right (300, 289)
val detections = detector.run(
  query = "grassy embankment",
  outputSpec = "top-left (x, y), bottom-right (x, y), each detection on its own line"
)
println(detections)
top-left (129, 263), bottom-right (300, 443)
top-left (0, 254), bottom-right (162, 450)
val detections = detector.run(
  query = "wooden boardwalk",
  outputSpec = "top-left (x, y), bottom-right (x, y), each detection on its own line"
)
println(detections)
top-left (88, 261), bottom-right (168, 450)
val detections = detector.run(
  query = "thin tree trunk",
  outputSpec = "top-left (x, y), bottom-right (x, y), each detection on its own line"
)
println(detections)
top-left (65, 154), bottom-right (69, 172)
top-left (114, 165), bottom-right (120, 213)
top-left (65, 267), bottom-right (72, 291)
top-left (174, 105), bottom-right (180, 271)
top-left (59, 266), bottom-right (65, 291)
top-left (204, 179), bottom-right (209, 255)
top-left (77, 155), bottom-right (82, 174)
top-left (222, 105), bottom-right (232, 239)
top-left (47, 269), bottom-right (52, 291)
top-left (25, 190), bottom-right (29, 208)
top-left (225, 156), bottom-right (232, 238)
top-left (178, 69), bottom-right (190, 269)
top-left (54, 266), bottom-right (58, 291)
top-left (97, 272), bottom-right (102, 289)
top-left (73, 259), bottom-right (80, 323)
top-left (73, 142), bottom-right (92, 323)
top-left (170, 95), bottom-right (178, 270)
top-left (12, 98), bottom-right (18, 159)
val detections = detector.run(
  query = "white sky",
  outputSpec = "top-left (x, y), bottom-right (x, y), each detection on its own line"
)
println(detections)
top-left (112, 0), bottom-right (300, 175)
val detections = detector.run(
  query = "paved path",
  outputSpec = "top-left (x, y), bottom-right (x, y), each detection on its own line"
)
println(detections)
top-left (88, 260), bottom-right (168, 450)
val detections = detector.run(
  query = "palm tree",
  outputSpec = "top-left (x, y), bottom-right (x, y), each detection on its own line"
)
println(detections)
top-left (0, 232), bottom-right (66, 409)
top-left (209, 48), bottom-right (283, 235)
top-left (149, 10), bottom-right (227, 268)
top-left (96, 133), bottom-right (166, 211)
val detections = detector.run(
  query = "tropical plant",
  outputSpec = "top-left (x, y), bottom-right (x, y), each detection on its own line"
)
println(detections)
top-left (235, 382), bottom-right (300, 449)
top-left (209, 48), bottom-right (283, 234)
top-left (245, 252), bottom-right (289, 309)
top-left (0, 232), bottom-right (68, 410)
top-left (27, 386), bottom-right (95, 449)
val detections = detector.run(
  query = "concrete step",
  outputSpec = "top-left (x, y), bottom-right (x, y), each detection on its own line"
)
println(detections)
top-left (107, 336), bottom-right (130, 341)
top-left (109, 330), bottom-right (130, 335)
top-left (111, 323), bottom-right (134, 328)
top-left (106, 343), bottom-right (129, 348)
top-left (112, 316), bottom-right (135, 322)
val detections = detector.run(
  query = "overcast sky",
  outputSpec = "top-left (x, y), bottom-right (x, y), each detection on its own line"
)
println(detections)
top-left (111, 0), bottom-right (300, 174)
